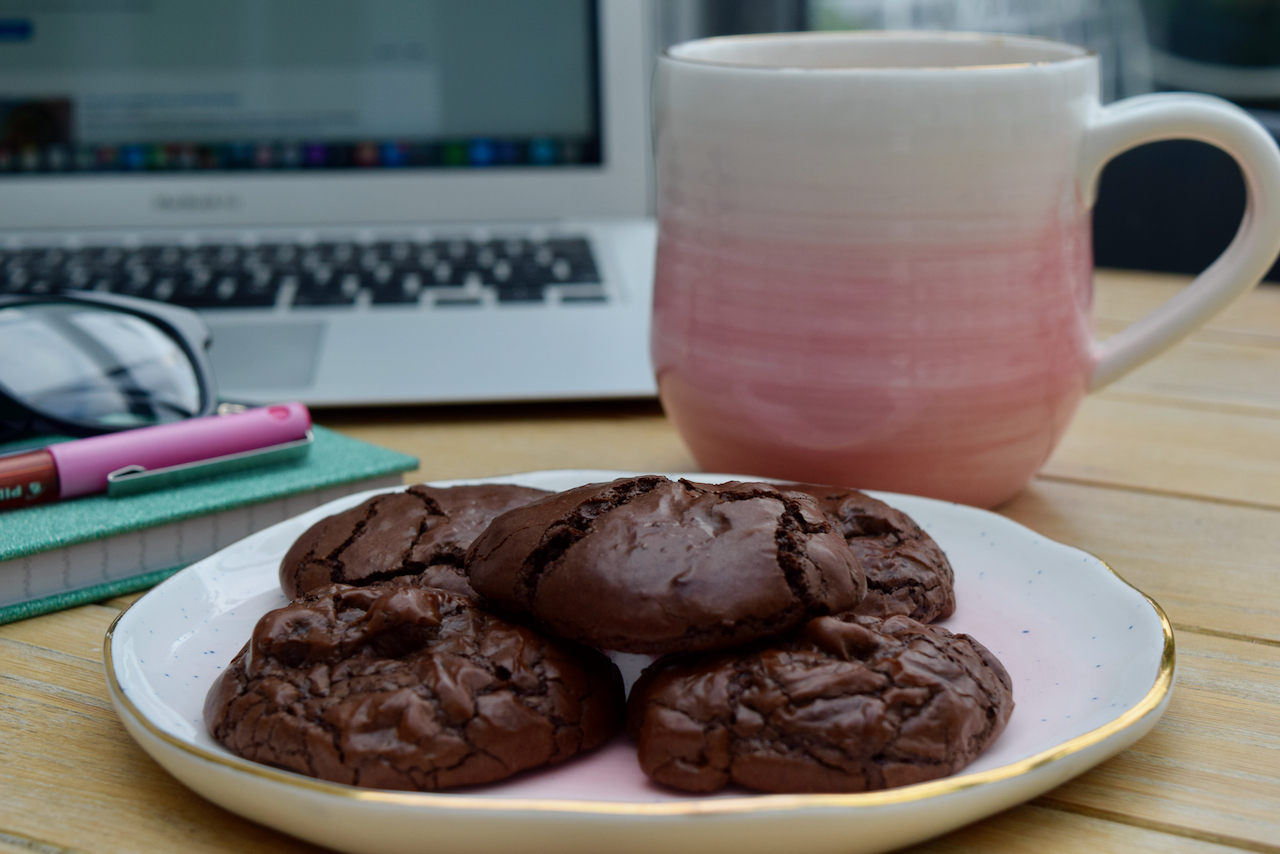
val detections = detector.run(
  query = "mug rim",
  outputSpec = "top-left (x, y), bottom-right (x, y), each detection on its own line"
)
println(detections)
top-left (663, 30), bottom-right (1095, 72)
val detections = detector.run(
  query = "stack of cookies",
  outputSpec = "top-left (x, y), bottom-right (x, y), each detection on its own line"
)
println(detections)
top-left (204, 475), bottom-right (1013, 795)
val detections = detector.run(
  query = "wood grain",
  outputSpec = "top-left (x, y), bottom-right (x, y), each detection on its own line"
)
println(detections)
top-left (1040, 394), bottom-right (1280, 508)
top-left (2, 272), bottom-right (1278, 854)
top-left (0, 607), bottom-right (329, 854)
top-left (1093, 270), bottom-right (1280, 336)
top-left (2, 604), bottom-right (1273, 853)
top-left (1039, 632), bottom-right (1280, 850)
top-left (1001, 479), bottom-right (1280, 643)
top-left (315, 399), bottom-right (697, 483)
top-left (1097, 336), bottom-right (1280, 413)
top-left (1092, 269), bottom-right (1280, 411)
top-left (0, 604), bottom-right (117, 661)
top-left (904, 804), bottom-right (1260, 854)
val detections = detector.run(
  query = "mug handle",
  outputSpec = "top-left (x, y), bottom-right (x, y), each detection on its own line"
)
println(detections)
top-left (1077, 92), bottom-right (1280, 390)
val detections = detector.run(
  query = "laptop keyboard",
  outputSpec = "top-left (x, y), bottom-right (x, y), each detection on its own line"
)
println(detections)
top-left (0, 236), bottom-right (606, 308)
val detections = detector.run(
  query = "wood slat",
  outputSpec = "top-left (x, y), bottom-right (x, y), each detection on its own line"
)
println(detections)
top-left (1001, 479), bottom-right (1280, 643)
top-left (0, 643), bottom-right (115, 711)
top-left (101, 592), bottom-right (145, 612)
top-left (317, 400), bottom-right (696, 483)
top-left (1045, 272), bottom-right (1280, 507)
top-left (0, 603), bottom-right (119, 661)
top-left (1093, 271), bottom-right (1280, 337)
top-left (1041, 394), bottom-right (1280, 509)
top-left (2, 270), bottom-right (1276, 853)
top-left (0, 836), bottom-right (81, 854)
top-left (904, 804), bottom-right (1259, 854)
top-left (0, 830), bottom-right (92, 854)
top-left (0, 644), bottom-right (326, 853)
top-left (1096, 334), bottom-right (1280, 413)
top-left (1037, 631), bottom-right (1280, 849)
top-left (2, 620), bottom-right (1275, 852)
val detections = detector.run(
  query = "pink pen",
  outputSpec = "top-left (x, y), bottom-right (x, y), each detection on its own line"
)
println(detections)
top-left (0, 403), bottom-right (312, 511)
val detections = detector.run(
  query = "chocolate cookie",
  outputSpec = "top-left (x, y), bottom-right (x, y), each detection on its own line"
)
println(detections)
top-left (465, 476), bottom-right (866, 654)
top-left (783, 484), bottom-right (955, 623)
top-left (204, 583), bottom-right (625, 791)
top-left (627, 613), bottom-right (1013, 793)
top-left (280, 483), bottom-right (549, 599)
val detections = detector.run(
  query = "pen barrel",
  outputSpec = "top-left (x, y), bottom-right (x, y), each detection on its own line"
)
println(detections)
top-left (48, 403), bottom-right (312, 498)
top-left (0, 449), bottom-right (58, 511)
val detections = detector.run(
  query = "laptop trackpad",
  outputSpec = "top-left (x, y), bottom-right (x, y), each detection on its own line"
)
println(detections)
top-left (206, 322), bottom-right (324, 391)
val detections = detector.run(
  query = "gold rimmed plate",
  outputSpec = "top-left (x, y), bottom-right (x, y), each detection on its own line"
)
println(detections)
top-left (104, 470), bottom-right (1175, 854)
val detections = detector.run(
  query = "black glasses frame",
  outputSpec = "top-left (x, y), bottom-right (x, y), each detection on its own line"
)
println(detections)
top-left (0, 290), bottom-right (218, 440)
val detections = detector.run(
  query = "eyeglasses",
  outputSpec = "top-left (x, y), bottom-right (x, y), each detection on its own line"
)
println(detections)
top-left (0, 290), bottom-right (219, 441)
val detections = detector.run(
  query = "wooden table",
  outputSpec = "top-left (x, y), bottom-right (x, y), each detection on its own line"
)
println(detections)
top-left (2, 269), bottom-right (1277, 854)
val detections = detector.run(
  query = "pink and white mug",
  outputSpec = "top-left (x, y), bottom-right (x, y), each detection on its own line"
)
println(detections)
top-left (652, 31), bottom-right (1280, 507)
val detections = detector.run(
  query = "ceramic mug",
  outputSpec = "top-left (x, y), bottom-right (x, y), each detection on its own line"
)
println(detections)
top-left (651, 31), bottom-right (1280, 507)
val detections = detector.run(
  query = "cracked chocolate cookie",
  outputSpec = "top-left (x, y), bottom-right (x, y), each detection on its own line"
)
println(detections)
top-left (626, 613), bottom-right (1013, 793)
top-left (783, 484), bottom-right (956, 623)
top-left (204, 583), bottom-right (625, 791)
top-left (280, 483), bottom-right (549, 599)
top-left (465, 476), bottom-right (867, 654)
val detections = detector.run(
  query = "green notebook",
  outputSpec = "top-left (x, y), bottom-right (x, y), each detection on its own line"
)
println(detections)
top-left (0, 425), bottom-right (418, 624)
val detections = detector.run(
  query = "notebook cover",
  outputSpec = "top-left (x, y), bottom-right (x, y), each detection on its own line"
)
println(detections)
top-left (0, 425), bottom-right (418, 563)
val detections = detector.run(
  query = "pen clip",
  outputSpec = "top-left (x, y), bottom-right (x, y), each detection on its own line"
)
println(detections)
top-left (106, 430), bottom-right (314, 497)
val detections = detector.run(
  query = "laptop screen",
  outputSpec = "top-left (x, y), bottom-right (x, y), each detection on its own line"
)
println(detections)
top-left (0, 0), bottom-right (600, 175)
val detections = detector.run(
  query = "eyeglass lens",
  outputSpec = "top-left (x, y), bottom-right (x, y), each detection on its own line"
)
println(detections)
top-left (0, 303), bottom-right (202, 429)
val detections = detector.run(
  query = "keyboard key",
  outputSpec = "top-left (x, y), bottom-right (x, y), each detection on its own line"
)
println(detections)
top-left (495, 285), bottom-right (545, 303)
top-left (370, 269), bottom-right (425, 304)
top-left (559, 286), bottom-right (608, 303)
top-left (293, 267), bottom-right (361, 305)
top-left (151, 277), bottom-right (178, 302)
top-left (429, 260), bottom-right (454, 285)
top-left (2, 232), bottom-right (605, 309)
top-left (433, 294), bottom-right (483, 307)
top-left (152, 269), bottom-right (280, 308)
top-left (25, 276), bottom-right (58, 295)
top-left (444, 239), bottom-right (470, 260)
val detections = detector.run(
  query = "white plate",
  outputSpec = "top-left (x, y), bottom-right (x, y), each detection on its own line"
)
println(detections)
top-left (105, 470), bottom-right (1175, 854)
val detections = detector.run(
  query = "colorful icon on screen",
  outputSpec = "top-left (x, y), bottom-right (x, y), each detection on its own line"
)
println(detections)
top-left (529, 139), bottom-right (558, 165)
top-left (468, 139), bottom-right (496, 166)
top-left (122, 145), bottom-right (146, 170)
top-left (443, 141), bottom-right (467, 166)
top-left (380, 142), bottom-right (407, 166)
top-left (494, 140), bottom-right (519, 164)
top-left (355, 142), bottom-right (379, 167)
top-left (9, 134), bottom-right (596, 173)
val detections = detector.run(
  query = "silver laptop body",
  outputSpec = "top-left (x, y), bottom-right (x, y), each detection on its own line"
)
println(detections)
top-left (0, 0), bottom-right (658, 406)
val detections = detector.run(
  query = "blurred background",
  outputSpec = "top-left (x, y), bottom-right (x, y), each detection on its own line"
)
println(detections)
top-left (655, 0), bottom-right (1280, 283)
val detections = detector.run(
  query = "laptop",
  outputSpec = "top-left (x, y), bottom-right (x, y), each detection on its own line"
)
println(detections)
top-left (0, 0), bottom-right (658, 406)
